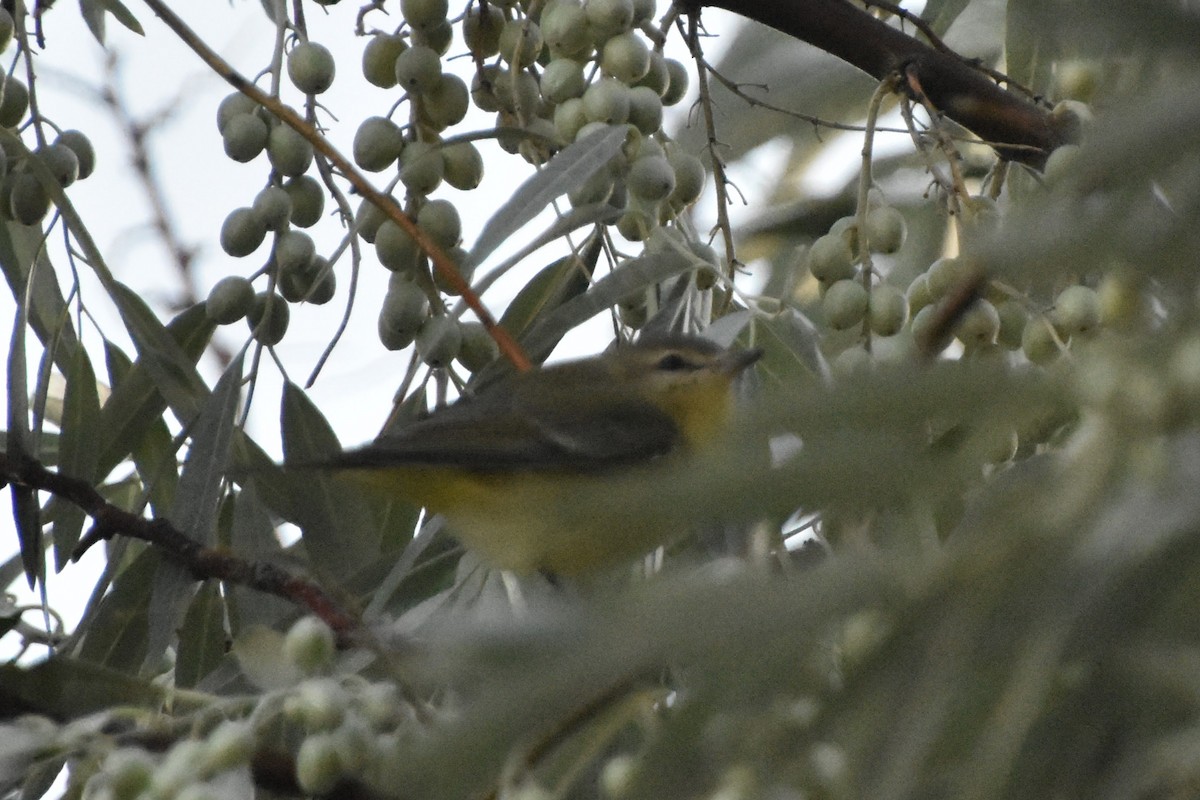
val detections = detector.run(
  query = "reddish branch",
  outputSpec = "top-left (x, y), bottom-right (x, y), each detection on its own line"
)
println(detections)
top-left (677, 0), bottom-right (1072, 168)
top-left (0, 451), bottom-right (360, 636)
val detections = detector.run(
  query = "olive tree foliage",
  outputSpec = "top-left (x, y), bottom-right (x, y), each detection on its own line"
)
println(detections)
top-left (3, 0), bottom-right (1200, 797)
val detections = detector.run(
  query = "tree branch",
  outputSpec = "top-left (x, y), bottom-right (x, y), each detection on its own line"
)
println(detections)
top-left (0, 451), bottom-right (360, 637)
top-left (677, 0), bottom-right (1072, 168)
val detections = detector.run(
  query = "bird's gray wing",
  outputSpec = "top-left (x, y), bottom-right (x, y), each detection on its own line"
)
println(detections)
top-left (331, 398), bottom-right (680, 474)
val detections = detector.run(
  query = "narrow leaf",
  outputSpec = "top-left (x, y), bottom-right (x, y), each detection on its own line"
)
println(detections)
top-left (169, 352), bottom-right (244, 546)
top-left (109, 284), bottom-right (212, 425)
top-left (78, 0), bottom-right (106, 43)
top-left (175, 581), bottom-right (227, 689)
top-left (95, 303), bottom-right (215, 479)
top-left (7, 270), bottom-right (40, 589)
top-left (226, 484), bottom-right (293, 634)
top-left (471, 204), bottom-right (619, 299)
top-left (144, 353), bottom-right (245, 673)
top-left (0, 222), bottom-right (78, 373)
top-left (0, 657), bottom-right (164, 717)
top-left (468, 125), bottom-right (626, 267)
top-left (52, 347), bottom-right (102, 568)
top-left (97, 0), bottom-right (144, 35)
top-left (130, 415), bottom-right (181, 517)
top-left (519, 251), bottom-right (694, 362)
top-left (281, 383), bottom-right (380, 579)
top-left (77, 548), bottom-right (157, 671)
top-left (754, 309), bottom-right (831, 387)
top-left (498, 237), bottom-right (601, 340)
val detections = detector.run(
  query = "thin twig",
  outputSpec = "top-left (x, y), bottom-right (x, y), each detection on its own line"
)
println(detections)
top-left (683, 11), bottom-right (738, 313)
top-left (0, 450), bottom-right (361, 636)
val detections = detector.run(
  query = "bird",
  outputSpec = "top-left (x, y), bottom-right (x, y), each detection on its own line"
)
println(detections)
top-left (318, 333), bottom-right (763, 576)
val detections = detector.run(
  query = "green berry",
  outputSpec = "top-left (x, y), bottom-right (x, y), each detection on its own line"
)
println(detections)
top-left (628, 155), bottom-right (675, 202)
top-left (205, 276), bottom-right (256, 324)
top-left (630, 0), bottom-right (655, 24)
top-left (283, 175), bottom-right (325, 228)
top-left (247, 291), bottom-right (290, 345)
top-left (601, 31), bottom-right (650, 83)
top-left (868, 283), bottom-right (909, 336)
top-left (417, 198), bottom-right (462, 248)
top-left (822, 279), bottom-right (869, 330)
top-left (668, 151), bottom-right (704, 206)
top-left (457, 322), bottom-right (499, 371)
top-left (493, 68), bottom-right (541, 114)
top-left (288, 42), bottom-right (336, 94)
top-left (1022, 315), bottom-right (1062, 364)
top-left (865, 206), bottom-right (906, 254)
top-left (0, 77), bottom-right (28, 127)
top-left (355, 199), bottom-right (389, 243)
top-left (202, 721), bottom-right (254, 774)
top-left (541, 58), bottom-right (587, 104)
top-left (832, 345), bottom-right (872, 380)
top-left (253, 185), bottom-right (293, 231)
top-left (353, 116), bottom-right (405, 172)
top-left (616, 208), bottom-right (655, 241)
top-left (284, 616), bottom-right (336, 676)
top-left (423, 74), bottom-right (470, 129)
top-left (586, 0), bottom-right (634, 35)
top-left (222, 114), bottom-right (269, 162)
top-left (296, 734), bottom-right (343, 796)
top-left (362, 34), bottom-right (407, 89)
top-left (401, 0), bottom-right (449, 29)
top-left (399, 141), bottom-right (444, 195)
top-left (432, 246), bottom-right (475, 295)
top-left (219, 207), bottom-right (267, 257)
top-left (35, 143), bottom-right (78, 187)
top-left (1042, 144), bottom-right (1079, 185)
top-left (267, 123), bottom-right (314, 177)
top-left (906, 274), bottom-right (934, 313)
top-left (637, 50), bottom-right (669, 95)
top-left (808, 231), bottom-right (856, 283)
top-left (274, 230), bottom-right (316, 273)
top-left (415, 18), bottom-right (454, 54)
top-left (442, 141), bottom-right (484, 190)
top-left (543, 2), bottom-right (591, 58)
top-left (582, 77), bottom-right (631, 124)
top-left (306, 261), bottom-right (337, 305)
top-left (394, 45), bottom-right (442, 94)
top-left (955, 299), bottom-right (1000, 347)
top-left (661, 59), bottom-right (689, 105)
top-left (416, 315), bottom-right (462, 367)
top-left (463, 3), bottom-right (505, 57)
top-left (216, 92), bottom-right (259, 134)
top-left (1052, 284), bottom-right (1101, 336)
top-left (553, 98), bottom-right (589, 142)
top-left (926, 256), bottom-right (968, 298)
top-left (378, 280), bottom-right (429, 350)
top-left (909, 304), bottom-right (946, 354)
top-left (1097, 272), bottom-right (1144, 330)
top-left (54, 130), bottom-right (96, 180)
top-left (375, 220), bottom-right (422, 273)
top-left (0, 9), bottom-right (13, 52)
top-left (627, 86), bottom-right (664, 135)
top-left (498, 20), bottom-right (544, 69)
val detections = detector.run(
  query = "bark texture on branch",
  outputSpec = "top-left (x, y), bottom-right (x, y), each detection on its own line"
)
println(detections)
top-left (679, 0), bottom-right (1073, 167)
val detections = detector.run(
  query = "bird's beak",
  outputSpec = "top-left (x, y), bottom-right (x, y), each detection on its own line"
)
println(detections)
top-left (720, 346), bottom-right (765, 375)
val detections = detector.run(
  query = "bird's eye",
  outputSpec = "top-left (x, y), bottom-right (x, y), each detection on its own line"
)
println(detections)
top-left (656, 353), bottom-right (693, 371)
